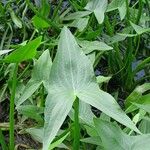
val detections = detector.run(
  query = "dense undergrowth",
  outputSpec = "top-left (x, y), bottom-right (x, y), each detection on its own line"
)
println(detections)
top-left (0, 0), bottom-right (150, 150)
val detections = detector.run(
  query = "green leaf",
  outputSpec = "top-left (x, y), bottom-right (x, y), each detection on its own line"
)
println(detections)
top-left (133, 103), bottom-right (150, 113)
top-left (85, 0), bottom-right (108, 24)
top-left (69, 17), bottom-right (89, 32)
top-left (107, 0), bottom-right (126, 20)
top-left (32, 15), bottom-right (50, 29)
top-left (43, 27), bottom-right (140, 150)
top-left (48, 132), bottom-right (69, 150)
top-left (16, 50), bottom-right (52, 107)
top-left (94, 119), bottom-right (150, 150)
top-left (81, 137), bottom-right (102, 146)
top-left (126, 94), bottom-right (150, 113)
top-left (78, 40), bottom-right (113, 54)
top-left (17, 105), bottom-right (44, 123)
top-left (4, 36), bottom-right (42, 63)
top-left (10, 8), bottom-right (22, 28)
top-left (79, 101), bottom-right (95, 126)
top-left (64, 11), bottom-right (91, 20)
top-left (44, 93), bottom-right (74, 150)
top-left (125, 83), bottom-right (150, 108)
top-left (96, 75), bottom-right (111, 84)
top-left (130, 22), bottom-right (150, 35)
top-left (26, 127), bottom-right (43, 143)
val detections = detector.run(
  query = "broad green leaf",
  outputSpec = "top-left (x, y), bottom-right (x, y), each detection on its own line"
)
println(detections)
top-left (32, 15), bottom-right (50, 29)
top-left (17, 105), bottom-right (44, 123)
top-left (0, 50), bottom-right (12, 56)
top-left (69, 17), bottom-right (89, 32)
top-left (44, 27), bottom-right (139, 150)
top-left (78, 40), bottom-right (113, 54)
top-left (64, 11), bottom-right (91, 20)
top-left (9, 8), bottom-right (22, 28)
top-left (85, 0), bottom-right (108, 24)
top-left (16, 50), bottom-right (52, 107)
top-left (4, 36), bottom-right (42, 63)
top-left (94, 119), bottom-right (150, 150)
top-left (48, 132), bottom-right (69, 150)
top-left (130, 22), bottom-right (150, 35)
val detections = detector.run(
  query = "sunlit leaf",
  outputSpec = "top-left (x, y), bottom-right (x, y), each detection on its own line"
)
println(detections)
top-left (4, 36), bottom-right (42, 63)
top-left (43, 27), bottom-right (139, 150)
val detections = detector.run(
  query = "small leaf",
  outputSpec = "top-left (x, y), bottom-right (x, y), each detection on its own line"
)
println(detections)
top-left (48, 132), bottom-right (69, 150)
top-left (4, 36), bottom-right (42, 63)
top-left (10, 8), bottom-right (22, 28)
top-left (0, 50), bottom-right (12, 56)
top-left (69, 17), bottom-right (89, 32)
top-left (16, 50), bottom-right (52, 107)
top-left (78, 40), bottom-right (113, 54)
top-left (85, 0), bottom-right (108, 24)
top-left (26, 127), bottom-right (43, 143)
top-left (125, 83), bottom-right (150, 108)
top-left (32, 15), bottom-right (50, 29)
top-left (130, 21), bottom-right (150, 35)
top-left (17, 105), bottom-right (44, 123)
top-left (64, 11), bottom-right (91, 20)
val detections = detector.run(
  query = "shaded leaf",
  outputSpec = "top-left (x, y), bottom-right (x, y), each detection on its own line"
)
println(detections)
top-left (64, 11), bottom-right (91, 20)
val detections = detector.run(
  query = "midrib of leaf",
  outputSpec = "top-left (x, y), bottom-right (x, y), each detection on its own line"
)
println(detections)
top-left (65, 30), bottom-right (75, 91)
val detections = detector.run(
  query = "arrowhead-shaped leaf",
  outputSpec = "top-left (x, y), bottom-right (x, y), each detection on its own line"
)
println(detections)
top-left (94, 119), bottom-right (150, 150)
top-left (44, 27), bottom-right (139, 150)
top-left (85, 0), bottom-right (108, 24)
top-left (16, 50), bottom-right (52, 107)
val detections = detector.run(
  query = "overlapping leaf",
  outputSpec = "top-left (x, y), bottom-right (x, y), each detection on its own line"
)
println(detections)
top-left (43, 27), bottom-right (139, 150)
top-left (16, 50), bottom-right (52, 107)
top-left (85, 0), bottom-right (108, 24)
top-left (94, 119), bottom-right (150, 150)
top-left (4, 36), bottom-right (42, 63)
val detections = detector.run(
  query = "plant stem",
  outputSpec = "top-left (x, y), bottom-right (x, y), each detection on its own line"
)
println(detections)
top-left (0, 128), bottom-right (7, 150)
top-left (73, 97), bottom-right (80, 150)
top-left (136, 0), bottom-right (143, 24)
top-left (9, 63), bottom-right (18, 150)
